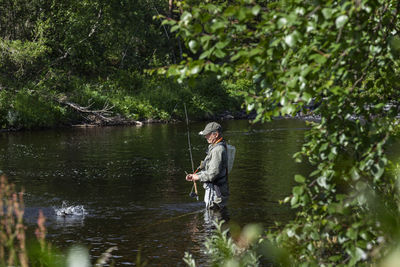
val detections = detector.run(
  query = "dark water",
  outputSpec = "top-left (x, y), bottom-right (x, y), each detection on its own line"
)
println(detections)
top-left (0, 119), bottom-right (307, 265)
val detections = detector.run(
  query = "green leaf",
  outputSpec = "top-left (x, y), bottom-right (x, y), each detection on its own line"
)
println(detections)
top-left (319, 142), bottom-right (328, 153)
top-left (252, 5), bottom-right (261, 16)
top-left (317, 176), bottom-right (328, 189)
top-left (310, 231), bottom-right (319, 240)
top-left (335, 15), bottom-right (348, 29)
top-left (301, 92), bottom-right (312, 103)
top-left (200, 35), bottom-right (212, 47)
top-left (231, 51), bottom-right (244, 61)
top-left (167, 67), bottom-right (180, 76)
top-left (215, 40), bottom-right (230, 49)
top-left (346, 228), bottom-right (357, 240)
top-left (214, 49), bottom-right (226, 58)
top-left (189, 65), bottom-right (201, 75)
top-left (170, 25), bottom-right (180, 32)
top-left (309, 54), bottom-right (327, 64)
top-left (188, 40), bottom-right (199, 53)
top-left (181, 11), bottom-right (193, 24)
top-left (295, 174), bottom-right (306, 183)
top-left (224, 6), bottom-right (237, 16)
top-left (290, 194), bottom-right (298, 206)
top-left (192, 23), bottom-right (203, 34)
top-left (210, 21), bottom-right (225, 32)
top-left (389, 35), bottom-right (400, 56)
top-left (277, 17), bottom-right (288, 28)
top-left (322, 8), bottom-right (333, 19)
top-left (249, 47), bottom-right (263, 57)
top-left (284, 33), bottom-right (297, 47)
top-left (293, 185), bottom-right (304, 196)
top-left (237, 6), bottom-right (248, 21)
top-left (199, 49), bottom-right (212, 59)
top-left (310, 169), bottom-right (321, 177)
top-left (329, 255), bottom-right (342, 262)
top-left (350, 167), bottom-right (360, 181)
top-left (372, 163), bottom-right (384, 180)
top-left (281, 103), bottom-right (295, 115)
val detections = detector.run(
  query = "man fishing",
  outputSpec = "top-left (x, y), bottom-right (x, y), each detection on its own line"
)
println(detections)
top-left (185, 122), bottom-right (229, 210)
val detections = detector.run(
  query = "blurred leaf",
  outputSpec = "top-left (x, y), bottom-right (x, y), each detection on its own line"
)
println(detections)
top-left (335, 15), bottom-right (348, 29)
top-left (295, 174), bottom-right (306, 183)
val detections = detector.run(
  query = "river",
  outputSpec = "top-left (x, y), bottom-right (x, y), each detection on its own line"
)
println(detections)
top-left (0, 119), bottom-right (307, 266)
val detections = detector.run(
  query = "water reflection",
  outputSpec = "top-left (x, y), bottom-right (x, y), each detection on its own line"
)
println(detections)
top-left (203, 208), bottom-right (230, 233)
top-left (0, 119), bottom-right (308, 265)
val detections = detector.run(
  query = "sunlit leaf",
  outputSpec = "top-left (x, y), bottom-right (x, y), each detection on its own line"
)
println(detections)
top-left (188, 40), bottom-right (198, 53)
top-left (335, 15), bottom-right (348, 29)
top-left (295, 175), bottom-right (306, 183)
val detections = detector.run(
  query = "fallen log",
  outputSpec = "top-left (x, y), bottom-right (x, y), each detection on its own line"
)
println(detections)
top-left (56, 97), bottom-right (143, 126)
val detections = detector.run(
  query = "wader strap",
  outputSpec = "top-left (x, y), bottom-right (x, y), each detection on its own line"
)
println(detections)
top-left (213, 176), bottom-right (227, 186)
top-left (210, 141), bottom-right (229, 186)
top-left (224, 142), bottom-right (228, 181)
top-left (213, 184), bottom-right (222, 197)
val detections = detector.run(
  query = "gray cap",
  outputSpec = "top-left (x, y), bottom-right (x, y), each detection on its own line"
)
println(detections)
top-left (199, 122), bottom-right (222, 135)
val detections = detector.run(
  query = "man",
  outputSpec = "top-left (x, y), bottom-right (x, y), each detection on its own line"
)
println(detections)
top-left (185, 122), bottom-right (229, 210)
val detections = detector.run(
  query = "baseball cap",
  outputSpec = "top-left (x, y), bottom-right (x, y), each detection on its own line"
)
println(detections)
top-left (199, 122), bottom-right (222, 135)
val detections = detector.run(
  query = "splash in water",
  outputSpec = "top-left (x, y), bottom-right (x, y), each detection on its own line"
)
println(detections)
top-left (54, 201), bottom-right (86, 216)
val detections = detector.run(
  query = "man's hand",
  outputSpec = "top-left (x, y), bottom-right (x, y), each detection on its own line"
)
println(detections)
top-left (185, 173), bottom-right (199, 181)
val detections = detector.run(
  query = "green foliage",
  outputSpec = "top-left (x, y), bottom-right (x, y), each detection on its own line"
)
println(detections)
top-left (0, 91), bottom-right (11, 128)
top-left (163, 0), bottom-right (400, 265)
top-left (0, 72), bottom-right (241, 130)
top-left (0, 0), bottom-right (243, 129)
top-left (185, 75), bottom-right (243, 119)
top-left (9, 89), bottom-right (66, 129)
top-left (42, 0), bottom-right (175, 74)
top-left (183, 221), bottom-right (261, 267)
top-left (102, 72), bottom-right (241, 120)
top-left (27, 241), bottom-right (65, 267)
top-left (0, 38), bottom-right (49, 79)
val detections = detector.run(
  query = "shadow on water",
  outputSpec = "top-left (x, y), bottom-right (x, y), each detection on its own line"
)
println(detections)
top-left (0, 119), bottom-right (309, 265)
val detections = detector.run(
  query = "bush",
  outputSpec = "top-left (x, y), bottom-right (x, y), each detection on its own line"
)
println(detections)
top-left (9, 89), bottom-right (67, 129)
top-left (0, 90), bottom-right (11, 128)
top-left (184, 220), bottom-right (262, 267)
top-left (0, 69), bottom-right (244, 129)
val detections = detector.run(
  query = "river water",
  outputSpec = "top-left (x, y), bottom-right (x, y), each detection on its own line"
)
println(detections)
top-left (0, 119), bottom-right (307, 266)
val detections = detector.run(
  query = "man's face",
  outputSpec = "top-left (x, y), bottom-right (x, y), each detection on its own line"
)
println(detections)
top-left (205, 132), bottom-right (218, 144)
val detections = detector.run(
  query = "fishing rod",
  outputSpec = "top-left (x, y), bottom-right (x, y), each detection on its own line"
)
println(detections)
top-left (184, 103), bottom-right (199, 201)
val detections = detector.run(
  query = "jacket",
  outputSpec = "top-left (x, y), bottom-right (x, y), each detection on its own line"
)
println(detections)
top-left (197, 140), bottom-right (229, 209)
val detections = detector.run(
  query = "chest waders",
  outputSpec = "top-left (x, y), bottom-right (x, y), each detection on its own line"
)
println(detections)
top-left (204, 140), bottom-right (229, 209)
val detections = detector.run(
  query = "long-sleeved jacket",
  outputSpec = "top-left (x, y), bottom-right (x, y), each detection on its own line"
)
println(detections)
top-left (197, 140), bottom-right (229, 209)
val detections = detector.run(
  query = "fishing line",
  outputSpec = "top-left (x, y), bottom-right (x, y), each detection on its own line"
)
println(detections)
top-left (143, 208), bottom-right (205, 229)
top-left (131, 208), bottom-right (205, 234)
top-left (184, 103), bottom-right (195, 173)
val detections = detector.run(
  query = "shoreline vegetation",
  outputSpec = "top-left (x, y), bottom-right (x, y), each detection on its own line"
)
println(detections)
top-left (0, 94), bottom-right (254, 132)
top-left (0, 74), bottom-right (249, 132)
top-left (0, 104), bottom-right (321, 132)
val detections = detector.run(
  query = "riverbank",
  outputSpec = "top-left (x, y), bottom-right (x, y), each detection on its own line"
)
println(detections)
top-left (0, 109), bottom-right (252, 132)
top-left (0, 106), bottom-right (321, 132)
top-left (0, 72), bottom-right (251, 131)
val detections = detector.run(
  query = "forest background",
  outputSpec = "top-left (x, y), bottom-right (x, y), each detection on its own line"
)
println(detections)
top-left (0, 0), bottom-right (246, 130)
